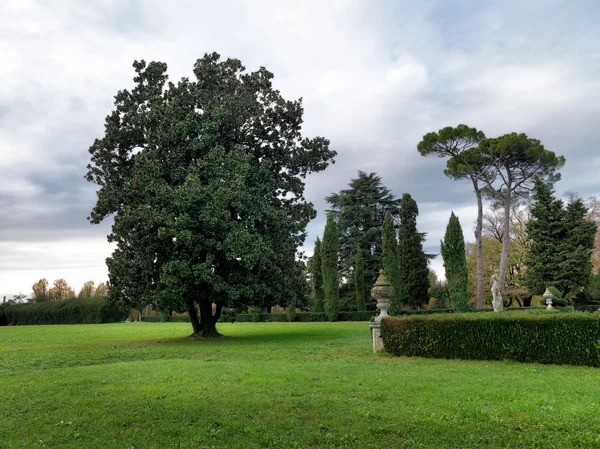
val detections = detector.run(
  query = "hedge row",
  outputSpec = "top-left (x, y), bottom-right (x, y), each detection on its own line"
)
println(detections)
top-left (381, 311), bottom-right (600, 367)
top-left (0, 297), bottom-right (128, 326)
top-left (142, 308), bottom-right (502, 323)
top-left (143, 310), bottom-right (379, 323)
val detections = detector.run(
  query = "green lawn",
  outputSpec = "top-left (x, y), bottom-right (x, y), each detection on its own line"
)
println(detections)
top-left (1, 322), bottom-right (600, 448)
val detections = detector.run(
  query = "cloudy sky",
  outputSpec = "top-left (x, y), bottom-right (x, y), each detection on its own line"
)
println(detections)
top-left (1, 0), bottom-right (599, 299)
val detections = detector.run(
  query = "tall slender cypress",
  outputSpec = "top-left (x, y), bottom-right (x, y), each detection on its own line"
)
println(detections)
top-left (382, 211), bottom-right (403, 314)
top-left (398, 193), bottom-right (430, 308)
top-left (311, 237), bottom-right (325, 312)
top-left (441, 212), bottom-right (469, 310)
top-left (321, 213), bottom-right (340, 321)
top-left (354, 245), bottom-right (366, 311)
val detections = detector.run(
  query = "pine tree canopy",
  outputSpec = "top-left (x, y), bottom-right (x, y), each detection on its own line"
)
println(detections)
top-left (325, 171), bottom-right (400, 286)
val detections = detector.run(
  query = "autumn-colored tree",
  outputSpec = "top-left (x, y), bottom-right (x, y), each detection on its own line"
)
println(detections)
top-left (49, 279), bottom-right (74, 301)
top-left (79, 281), bottom-right (96, 298)
top-left (483, 206), bottom-right (530, 293)
top-left (32, 278), bottom-right (49, 303)
top-left (94, 282), bottom-right (108, 297)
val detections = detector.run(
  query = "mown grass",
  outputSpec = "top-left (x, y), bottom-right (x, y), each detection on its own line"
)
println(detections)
top-left (1, 322), bottom-right (600, 448)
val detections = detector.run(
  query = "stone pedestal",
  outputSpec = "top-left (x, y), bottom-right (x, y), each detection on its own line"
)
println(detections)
top-left (370, 270), bottom-right (395, 353)
top-left (369, 322), bottom-right (383, 353)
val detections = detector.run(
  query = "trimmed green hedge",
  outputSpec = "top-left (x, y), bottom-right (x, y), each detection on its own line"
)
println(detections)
top-left (381, 311), bottom-right (600, 366)
top-left (143, 310), bottom-right (378, 323)
top-left (0, 297), bottom-right (128, 326)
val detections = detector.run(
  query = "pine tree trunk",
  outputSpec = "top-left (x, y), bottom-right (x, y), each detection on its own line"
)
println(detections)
top-left (475, 186), bottom-right (485, 309)
top-left (498, 186), bottom-right (512, 293)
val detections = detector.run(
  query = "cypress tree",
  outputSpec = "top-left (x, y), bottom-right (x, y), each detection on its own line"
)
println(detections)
top-left (311, 237), bottom-right (324, 312)
top-left (354, 245), bottom-right (366, 311)
top-left (563, 199), bottom-right (597, 293)
top-left (398, 193), bottom-right (430, 308)
top-left (321, 213), bottom-right (340, 321)
top-left (382, 211), bottom-right (403, 314)
top-left (441, 212), bottom-right (469, 310)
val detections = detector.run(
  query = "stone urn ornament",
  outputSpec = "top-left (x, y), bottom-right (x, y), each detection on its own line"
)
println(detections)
top-left (371, 270), bottom-right (394, 323)
top-left (543, 288), bottom-right (554, 310)
top-left (369, 270), bottom-right (395, 353)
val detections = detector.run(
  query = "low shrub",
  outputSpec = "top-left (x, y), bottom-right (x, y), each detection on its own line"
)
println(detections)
top-left (0, 297), bottom-right (128, 326)
top-left (285, 305), bottom-right (297, 322)
top-left (547, 286), bottom-right (562, 299)
top-left (381, 311), bottom-right (600, 367)
top-left (248, 306), bottom-right (262, 323)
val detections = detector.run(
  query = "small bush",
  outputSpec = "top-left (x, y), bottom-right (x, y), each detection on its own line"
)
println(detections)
top-left (547, 286), bottom-right (562, 299)
top-left (0, 298), bottom-right (128, 326)
top-left (285, 305), bottom-right (297, 322)
top-left (248, 307), bottom-right (262, 322)
top-left (381, 311), bottom-right (600, 366)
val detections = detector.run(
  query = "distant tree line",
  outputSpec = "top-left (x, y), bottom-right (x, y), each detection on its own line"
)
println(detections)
top-left (30, 278), bottom-right (107, 303)
top-left (309, 124), bottom-right (598, 314)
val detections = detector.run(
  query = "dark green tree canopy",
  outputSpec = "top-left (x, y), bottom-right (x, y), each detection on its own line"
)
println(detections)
top-left (398, 193), bottom-right (430, 308)
top-left (86, 54), bottom-right (336, 337)
top-left (321, 213), bottom-right (340, 321)
top-left (382, 210), bottom-right (402, 314)
top-left (310, 237), bottom-right (325, 312)
top-left (524, 180), bottom-right (596, 296)
top-left (325, 171), bottom-right (400, 285)
top-left (353, 245), bottom-right (366, 312)
top-left (441, 212), bottom-right (469, 310)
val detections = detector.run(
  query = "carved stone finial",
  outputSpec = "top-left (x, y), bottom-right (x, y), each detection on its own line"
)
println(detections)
top-left (371, 270), bottom-right (394, 323)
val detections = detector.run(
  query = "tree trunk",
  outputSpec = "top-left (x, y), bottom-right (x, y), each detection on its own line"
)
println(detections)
top-left (475, 186), bottom-right (485, 309)
top-left (213, 302), bottom-right (224, 322)
top-left (498, 186), bottom-right (512, 294)
top-left (138, 309), bottom-right (142, 322)
top-left (186, 299), bottom-right (201, 335)
top-left (194, 299), bottom-right (222, 338)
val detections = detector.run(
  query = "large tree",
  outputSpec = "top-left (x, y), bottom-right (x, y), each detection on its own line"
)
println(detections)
top-left (78, 281), bottom-right (96, 299)
top-left (417, 125), bottom-right (488, 308)
top-left (382, 211), bottom-right (402, 314)
top-left (325, 171), bottom-right (400, 287)
top-left (49, 279), bottom-right (75, 301)
top-left (86, 54), bottom-right (335, 337)
top-left (31, 278), bottom-right (49, 303)
top-left (321, 213), bottom-right (340, 321)
top-left (524, 180), bottom-right (596, 296)
top-left (477, 133), bottom-right (565, 293)
top-left (310, 237), bottom-right (325, 312)
top-left (398, 193), bottom-right (430, 308)
top-left (440, 212), bottom-right (469, 310)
